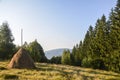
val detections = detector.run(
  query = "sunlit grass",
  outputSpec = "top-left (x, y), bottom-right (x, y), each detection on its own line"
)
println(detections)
top-left (0, 61), bottom-right (120, 80)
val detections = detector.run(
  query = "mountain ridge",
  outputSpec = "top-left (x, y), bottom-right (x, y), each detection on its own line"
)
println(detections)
top-left (45, 48), bottom-right (72, 59)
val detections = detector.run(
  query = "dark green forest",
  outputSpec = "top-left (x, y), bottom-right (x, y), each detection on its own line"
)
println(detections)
top-left (0, 0), bottom-right (120, 73)
top-left (52, 0), bottom-right (120, 73)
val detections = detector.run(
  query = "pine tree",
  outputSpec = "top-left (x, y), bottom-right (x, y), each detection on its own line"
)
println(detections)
top-left (71, 46), bottom-right (76, 65)
top-left (108, 0), bottom-right (120, 72)
top-left (81, 26), bottom-right (94, 67)
top-left (72, 43), bottom-right (82, 66)
top-left (89, 15), bottom-right (111, 70)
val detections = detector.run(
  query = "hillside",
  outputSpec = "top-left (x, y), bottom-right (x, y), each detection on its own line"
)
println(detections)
top-left (0, 61), bottom-right (120, 80)
top-left (45, 48), bottom-right (72, 59)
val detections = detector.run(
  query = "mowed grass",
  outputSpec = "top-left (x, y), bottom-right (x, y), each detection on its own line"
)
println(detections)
top-left (0, 61), bottom-right (120, 80)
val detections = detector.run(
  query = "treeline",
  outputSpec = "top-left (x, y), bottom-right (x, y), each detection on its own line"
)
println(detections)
top-left (50, 0), bottom-right (120, 73)
top-left (0, 22), bottom-right (47, 62)
top-left (0, 0), bottom-right (120, 73)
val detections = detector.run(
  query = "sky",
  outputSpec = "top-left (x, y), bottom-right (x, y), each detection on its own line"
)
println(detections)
top-left (0, 0), bottom-right (116, 51)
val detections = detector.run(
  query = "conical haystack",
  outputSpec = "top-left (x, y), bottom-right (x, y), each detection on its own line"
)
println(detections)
top-left (8, 48), bottom-right (36, 69)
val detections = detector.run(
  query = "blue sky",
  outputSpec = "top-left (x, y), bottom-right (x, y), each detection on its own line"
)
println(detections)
top-left (0, 0), bottom-right (116, 51)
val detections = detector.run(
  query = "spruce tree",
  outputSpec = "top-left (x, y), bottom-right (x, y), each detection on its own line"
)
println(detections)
top-left (71, 46), bottom-right (76, 65)
top-left (81, 26), bottom-right (94, 67)
top-left (74, 44), bottom-right (82, 66)
top-left (108, 0), bottom-right (120, 72)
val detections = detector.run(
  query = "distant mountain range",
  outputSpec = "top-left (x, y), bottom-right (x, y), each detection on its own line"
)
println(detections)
top-left (45, 48), bottom-right (72, 59)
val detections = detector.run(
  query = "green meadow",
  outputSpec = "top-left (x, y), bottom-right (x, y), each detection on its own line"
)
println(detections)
top-left (0, 61), bottom-right (120, 80)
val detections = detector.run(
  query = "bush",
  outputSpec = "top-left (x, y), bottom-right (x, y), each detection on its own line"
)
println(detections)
top-left (50, 56), bottom-right (61, 64)
top-left (81, 57), bottom-right (92, 68)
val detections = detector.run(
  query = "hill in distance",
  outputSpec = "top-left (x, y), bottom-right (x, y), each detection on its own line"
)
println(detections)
top-left (45, 48), bottom-right (72, 59)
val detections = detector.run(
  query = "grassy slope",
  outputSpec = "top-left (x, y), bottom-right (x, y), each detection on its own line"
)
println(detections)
top-left (0, 61), bottom-right (120, 80)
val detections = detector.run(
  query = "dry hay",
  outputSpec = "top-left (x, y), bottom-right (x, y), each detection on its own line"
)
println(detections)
top-left (8, 48), bottom-right (36, 69)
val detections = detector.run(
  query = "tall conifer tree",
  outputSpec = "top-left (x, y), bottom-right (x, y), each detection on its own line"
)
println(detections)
top-left (108, 0), bottom-right (120, 72)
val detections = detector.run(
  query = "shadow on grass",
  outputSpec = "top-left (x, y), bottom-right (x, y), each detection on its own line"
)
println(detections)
top-left (0, 66), bottom-right (7, 70)
top-left (87, 70), bottom-right (120, 78)
top-left (28, 63), bottom-right (120, 80)
top-left (0, 74), bottom-right (19, 79)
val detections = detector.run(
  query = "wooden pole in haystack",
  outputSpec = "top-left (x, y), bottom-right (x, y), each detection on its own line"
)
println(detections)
top-left (21, 29), bottom-right (23, 47)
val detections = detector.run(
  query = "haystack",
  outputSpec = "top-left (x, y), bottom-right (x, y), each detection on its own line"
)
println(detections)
top-left (8, 48), bottom-right (36, 69)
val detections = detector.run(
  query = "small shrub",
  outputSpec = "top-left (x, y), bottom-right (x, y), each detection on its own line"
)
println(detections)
top-left (81, 58), bottom-right (92, 68)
